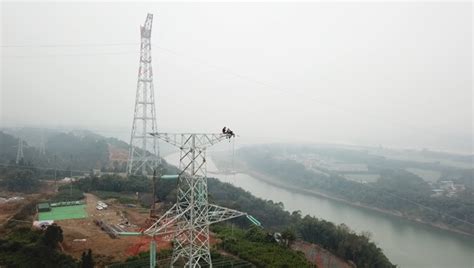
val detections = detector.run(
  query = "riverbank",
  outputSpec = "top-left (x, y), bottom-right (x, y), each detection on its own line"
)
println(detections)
top-left (246, 168), bottom-right (474, 237)
top-left (211, 156), bottom-right (474, 237)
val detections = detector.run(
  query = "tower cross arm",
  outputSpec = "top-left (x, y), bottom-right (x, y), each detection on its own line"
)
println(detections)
top-left (143, 204), bottom-right (189, 236)
top-left (207, 204), bottom-right (247, 225)
top-left (149, 133), bottom-right (229, 149)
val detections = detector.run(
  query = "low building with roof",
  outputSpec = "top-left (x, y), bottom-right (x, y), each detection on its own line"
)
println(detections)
top-left (37, 202), bottom-right (51, 212)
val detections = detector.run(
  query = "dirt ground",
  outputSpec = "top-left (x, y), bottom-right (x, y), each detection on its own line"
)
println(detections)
top-left (108, 144), bottom-right (128, 164)
top-left (0, 180), bottom-right (58, 231)
top-left (59, 193), bottom-right (172, 266)
top-left (0, 195), bottom-right (29, 226)
top-left (291, 240), bottom-right (353, 268)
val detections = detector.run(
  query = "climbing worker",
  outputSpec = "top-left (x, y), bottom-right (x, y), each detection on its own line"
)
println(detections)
top-left (225, 128), bottom-right (235, 138)
top-left (222, 126), bottom-right (227, 134)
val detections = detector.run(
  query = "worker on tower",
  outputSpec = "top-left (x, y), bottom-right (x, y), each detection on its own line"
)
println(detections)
top-left (222, 126), bottom-right (235, 139)
top-left (225, 128), bottom-right (235, 138)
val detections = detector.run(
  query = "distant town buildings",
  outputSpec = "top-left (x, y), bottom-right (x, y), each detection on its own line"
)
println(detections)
top-left (431, 180), bottom-right (465, 198)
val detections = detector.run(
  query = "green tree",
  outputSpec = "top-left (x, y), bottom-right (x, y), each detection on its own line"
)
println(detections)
top-left (81, 249), bottom-right (94, 268)
top-left (40, 224), bottom-right (63, 249)
top-left (281, 228), bottom-right (296, 247)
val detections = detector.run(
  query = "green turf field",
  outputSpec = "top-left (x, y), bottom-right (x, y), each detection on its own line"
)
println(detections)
top-left (38, 204), bottom-right (87, 221)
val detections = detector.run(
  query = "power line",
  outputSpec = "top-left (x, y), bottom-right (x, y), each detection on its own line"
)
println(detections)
top-left (0, 42), bottom-right (138, 48)
top-left (0, 162), bottom-right (90, 174)
top-left (0, 41), bottom-right (449, 133)
top-left (2, 51), bottom-right (137, 58)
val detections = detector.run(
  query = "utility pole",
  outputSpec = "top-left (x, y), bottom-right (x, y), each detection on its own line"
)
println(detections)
top-left (16, 136), bottom-right (24, 164)
top-left (127, 13), bottom-right (159, 176)
top-left (145, 133), bottom-right (247, 267)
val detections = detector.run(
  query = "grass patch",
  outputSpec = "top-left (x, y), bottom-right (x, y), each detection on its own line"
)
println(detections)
top-left (38, 205), bottom-right (87, 221)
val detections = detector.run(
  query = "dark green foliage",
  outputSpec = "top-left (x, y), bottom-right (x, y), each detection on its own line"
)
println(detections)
top-left (0, 131), bottom-right (19, 163)
top-left (281, 228), bottom-right (296, 246)
top-left (80, 249), bottom-right (94, 268)
top-left (40, 224), bottom-right (64, 249)
top-left (296, 217), bottom-right (393, 268)
top-left (75, 174), bottom-right (150, 193)
top-left (50, 185), bottom-right (85, 202)
top-left (0, 166), bottom-right (40, 192)
top-left (6, 227), bottom-right (42, 244)
top-left (208, 178), bottom-right (292, 230)
top-left (214, 225), bottom-right (311, 267)
top-left (0, 227), bottom-right (77, 268)
top-left (244, 226), bottom-right (275, 243)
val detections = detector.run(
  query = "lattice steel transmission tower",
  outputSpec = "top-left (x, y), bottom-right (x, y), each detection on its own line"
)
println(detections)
top-left (16, 136), bottom-right (24, 164)
top-left (127, 13), bottom-right (160, 175)
top-left (145, 133), bottom-right (248, 267)
top-left (39, 132), bottom-right (46, 156)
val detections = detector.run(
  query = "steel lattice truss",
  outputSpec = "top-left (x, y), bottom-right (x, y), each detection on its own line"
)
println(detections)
top-left (16, 136), bottom-right (24, 164)
top-left (145, 133), bottom-right (247, 267)
top-left (127, 13), bottom-right (160, 175)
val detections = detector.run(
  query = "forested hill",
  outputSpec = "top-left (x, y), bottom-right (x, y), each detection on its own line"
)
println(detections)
top-left (234, 144), bottom-right (474, 236)
top-left (0, 129), bottom-right (129, 172)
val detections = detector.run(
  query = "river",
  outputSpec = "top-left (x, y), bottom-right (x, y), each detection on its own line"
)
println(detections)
top-left (164, 153), bottom-right (474, 268)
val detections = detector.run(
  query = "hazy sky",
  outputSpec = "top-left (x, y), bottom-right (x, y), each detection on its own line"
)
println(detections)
top-left (1, 2), bottom-right (472, 153)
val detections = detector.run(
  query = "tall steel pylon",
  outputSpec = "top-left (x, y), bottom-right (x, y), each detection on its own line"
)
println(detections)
top-left (127, 13), bottom-right (159, 175)
top-left (16, 136), bottom-right (24, 164)
top-left (145, 133), bottom-right (248, 267)
top-left (39, 131), bottom-right (46, 156)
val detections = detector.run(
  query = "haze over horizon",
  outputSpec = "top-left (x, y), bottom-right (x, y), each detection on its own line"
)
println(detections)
top-left (1, 2), bottom-right (472, 153)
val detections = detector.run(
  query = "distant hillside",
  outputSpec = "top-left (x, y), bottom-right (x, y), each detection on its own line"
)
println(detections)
top-left (0, 132), bottom-right (19, 163)
top-left (0, 129), bottom-right (133, 172)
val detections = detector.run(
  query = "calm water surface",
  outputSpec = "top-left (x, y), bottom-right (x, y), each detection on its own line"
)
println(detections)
top-left (165, 153), bottom-right (474, 268)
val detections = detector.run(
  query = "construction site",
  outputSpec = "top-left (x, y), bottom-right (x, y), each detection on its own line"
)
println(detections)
top-left (44, 193), bottom-right (172, 263)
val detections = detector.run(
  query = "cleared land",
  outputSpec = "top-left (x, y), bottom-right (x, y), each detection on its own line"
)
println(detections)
top-left (58, 193), bottom-right (171, 265)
